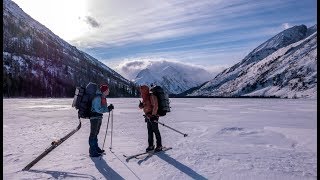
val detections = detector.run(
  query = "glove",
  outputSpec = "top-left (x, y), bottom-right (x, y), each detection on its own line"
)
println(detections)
top-left (150, 115), bottom-right (158, 122)
top-left (138, 100), bottom-right (144, 109)
top-left (108, 104), bottom-right (114, 111)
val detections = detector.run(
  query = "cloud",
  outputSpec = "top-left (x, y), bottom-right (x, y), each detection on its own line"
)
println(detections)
top-left (74, 0), bottom-right (311, 48)
top-left (281, 23), bottom-right (291, 29)
top-left (116, 60), bottom-right (150, 79)
top-left (112, 58), bottom-right (228, 80)
top-left (74, 0), bottom-right (316, 72)
top-left (113, 59), bottom-right (161, 80)
top-left (83, 16), bottom-right (100, 28)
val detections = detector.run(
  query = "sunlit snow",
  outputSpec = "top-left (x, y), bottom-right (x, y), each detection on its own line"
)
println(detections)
top-left (3, 98), bottom-right (317, 179)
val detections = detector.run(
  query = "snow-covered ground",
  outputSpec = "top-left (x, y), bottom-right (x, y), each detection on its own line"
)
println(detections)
top-left (3, 98), bottom-right (317, 180)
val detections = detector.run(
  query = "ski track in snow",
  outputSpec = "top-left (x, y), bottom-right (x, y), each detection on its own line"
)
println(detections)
top-left (3, 98), bottom-right (317, 180)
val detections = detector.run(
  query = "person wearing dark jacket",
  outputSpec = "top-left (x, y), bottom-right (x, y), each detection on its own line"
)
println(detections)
top-left (139, 85), bottom-right (162, 152)
top-left (89, 84), bottom-right (114, 157)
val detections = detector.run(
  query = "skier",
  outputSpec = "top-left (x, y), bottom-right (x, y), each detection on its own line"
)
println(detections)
top-left (89, 84), bottom-right (114, 157)
top-left (139, 85), bottom-right (163, 152)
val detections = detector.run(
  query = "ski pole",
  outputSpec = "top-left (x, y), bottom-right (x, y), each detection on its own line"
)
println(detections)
top-left (144, 115), bottom-right (188, 137)
top-left (102, 112), bottom-right (111, 151)
top-left (157, 121), bottom-right (188, 137)
top-left (110, 110), bottom-right (113, 150)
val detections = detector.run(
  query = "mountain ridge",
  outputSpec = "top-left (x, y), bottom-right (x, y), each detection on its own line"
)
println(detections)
top-left (3, 0), bottom-right (138, 97)
top-left (186, 24), bottom-right (317, 98)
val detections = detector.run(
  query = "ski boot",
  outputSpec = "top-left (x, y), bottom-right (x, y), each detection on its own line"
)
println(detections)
top-left (154, 146), bottom-right (163, 152)
top-left (146, 145), bottom-right (154, 152)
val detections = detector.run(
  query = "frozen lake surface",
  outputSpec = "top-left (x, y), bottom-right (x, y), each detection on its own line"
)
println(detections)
top-left (3, 98), bottom-right (317, 179)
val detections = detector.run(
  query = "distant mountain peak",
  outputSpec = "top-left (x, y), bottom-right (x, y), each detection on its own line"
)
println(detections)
top-left (132, 61), bottom-right (213, 94)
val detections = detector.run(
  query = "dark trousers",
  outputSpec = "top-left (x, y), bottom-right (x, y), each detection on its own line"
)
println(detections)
top-left (89, 117), bottom-right (102, 154)
top-left (147, 118), bottom-right (162, 147)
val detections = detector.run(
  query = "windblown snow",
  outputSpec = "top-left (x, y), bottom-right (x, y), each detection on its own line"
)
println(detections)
top-left (3, 98), bottom-right (317, 179)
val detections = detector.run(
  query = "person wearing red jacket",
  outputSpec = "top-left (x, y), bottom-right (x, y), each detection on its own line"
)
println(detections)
top-left (139, 85), bottom-right (163, 152)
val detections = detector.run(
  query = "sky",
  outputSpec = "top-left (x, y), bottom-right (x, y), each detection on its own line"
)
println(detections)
top-left (12, 0), bottom-right (317, 73)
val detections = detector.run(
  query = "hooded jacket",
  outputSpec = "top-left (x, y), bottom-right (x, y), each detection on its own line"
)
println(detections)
top-left (91, 89), bottom-right (109, 116)
top-left (140, 85), bottom-right (158, 117)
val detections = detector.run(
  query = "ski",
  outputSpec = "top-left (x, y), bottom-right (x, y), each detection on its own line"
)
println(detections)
top-left (123, 151), bottom-right (150, 161)
top-left (123, 147), bottom-right (172, 161)
top-left (135, 147), bottom-right (173, 159)
top-left (22, 119), bottom-right (82, 171)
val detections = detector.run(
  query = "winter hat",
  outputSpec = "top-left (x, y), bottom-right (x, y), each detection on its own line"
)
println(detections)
top-left (100, 84), bottom-right (109, 92)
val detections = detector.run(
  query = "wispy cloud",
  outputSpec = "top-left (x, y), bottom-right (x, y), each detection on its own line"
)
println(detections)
top-left (74, 0), bottom-right (315, 47)
top-left (82, 16), bottom-right (100, 28)
top-left (71, 0), bottom-right (316, 68)
top-left (15, 0), bottom-right (315, 68)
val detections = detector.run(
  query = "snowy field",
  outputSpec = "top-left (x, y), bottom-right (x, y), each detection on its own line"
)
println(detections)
top-left (3, 98), bottom-right (317, 180)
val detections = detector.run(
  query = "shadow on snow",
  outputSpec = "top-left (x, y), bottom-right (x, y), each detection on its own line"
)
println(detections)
top-left (137, 151), bottom-right (208, 180)
top-left (91, 157), bottom-right (125, 180)
top-left (28, 169), bottom-right (97, 179)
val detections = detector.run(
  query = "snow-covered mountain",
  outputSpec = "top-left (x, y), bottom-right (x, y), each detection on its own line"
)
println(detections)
top-left (188, 25), bottom-right (317, 98)
top-left (132, 61), bottom-right (213, 94)
top-left (3, 0), bottom-right (138, 97)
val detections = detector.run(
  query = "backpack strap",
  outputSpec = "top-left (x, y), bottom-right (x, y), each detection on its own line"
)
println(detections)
top-left (150, 94), bottom-right (158, 115)
top-left (101, 96), bottom-right (107, 105)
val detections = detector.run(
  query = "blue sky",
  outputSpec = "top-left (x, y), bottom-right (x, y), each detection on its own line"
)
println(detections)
top-left (12, 0), bottom-right (317, 73)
